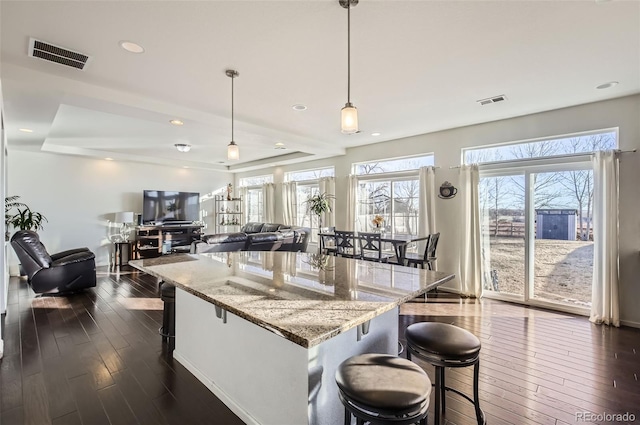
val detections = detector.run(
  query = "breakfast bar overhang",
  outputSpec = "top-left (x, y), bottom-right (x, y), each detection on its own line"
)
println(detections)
top-left (130, 252), bottom-right (454, 425)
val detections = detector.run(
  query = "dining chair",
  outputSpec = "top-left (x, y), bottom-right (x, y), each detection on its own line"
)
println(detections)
top-left (319, 226), bottom-right (336, 255)
top-left (358, 232), bottom-right (395, 263)
top-left (334, 230), bottom-right (358, 259)
top-left (405, 232), bottom-right (440, 270)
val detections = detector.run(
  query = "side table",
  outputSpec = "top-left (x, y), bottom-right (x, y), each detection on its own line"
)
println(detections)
top-left (113, 241), bottom-right (135, 270)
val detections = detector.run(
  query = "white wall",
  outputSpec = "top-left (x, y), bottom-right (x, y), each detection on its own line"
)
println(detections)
top-left (236, 95), bottom-right (640, 326)
top-left (7, 151), bottom-right (232, 269)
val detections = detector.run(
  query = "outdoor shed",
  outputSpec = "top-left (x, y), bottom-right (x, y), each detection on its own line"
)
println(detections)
top-left (535, 209), bottom-right (577, 241)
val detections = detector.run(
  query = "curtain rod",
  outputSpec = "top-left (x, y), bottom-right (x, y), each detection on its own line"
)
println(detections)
top-left (448, 149), bottom-right (636, 169)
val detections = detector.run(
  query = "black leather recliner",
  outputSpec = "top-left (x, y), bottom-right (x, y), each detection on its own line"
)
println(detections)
top-left (10, 230), bottom-right (97, 294)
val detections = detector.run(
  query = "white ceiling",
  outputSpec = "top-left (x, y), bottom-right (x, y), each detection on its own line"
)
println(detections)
top-left (1, 0), bottom-right (639, 172)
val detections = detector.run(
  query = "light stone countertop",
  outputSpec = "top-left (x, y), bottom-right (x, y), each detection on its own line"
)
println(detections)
top-left (129, 251), bottom-right (454, 348)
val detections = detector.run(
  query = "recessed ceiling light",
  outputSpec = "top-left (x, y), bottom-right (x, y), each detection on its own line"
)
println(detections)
top-left (371, 132), bottom-right (381, 136)
top-left (174, 143), bottom-right (191, 152)
top-left (292, 104), bottom-right (307, 111)
top-left (596, 81), bottom-right (619, 90)
top-left (19, 128), bottom-right (33, 133)
top-left (274, 142), bottom-right (286, 149)
top-left (170, 119), bottom-right (184, 126)
top-left (183, 166), bottom-right (190, 169)
top-left (119, 41), bottom-right (145, 54)
top-left (105, 157), bottom-right (114, 161)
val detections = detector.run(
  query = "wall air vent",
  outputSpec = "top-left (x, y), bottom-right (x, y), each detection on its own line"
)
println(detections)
top-left (477, 95), bottom-right (507, 106)
top-left (28, 38), bottom-right (91, 71)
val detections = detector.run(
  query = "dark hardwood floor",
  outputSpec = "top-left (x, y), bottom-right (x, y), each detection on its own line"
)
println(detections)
top-left (1, 266), bottom-right (639, 425)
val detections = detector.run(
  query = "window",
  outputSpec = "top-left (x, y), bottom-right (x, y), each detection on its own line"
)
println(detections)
top-left (356, 179), bottom-right (419, 236)
top-left (463, 130), bottom-right (617, 165)
top-left (245, 189), bottom-right (264, 223)
top-left (239, 175), bottom-right (273, 223)
top-left (285, 167), bottom-right (335, 243)
top-left (296, 184), bottom-right (318, 230)
top-left (239, 175), bottom-right (273, 187)
top-left (285, 167), bottom-right (334, 182)
top-left (466, 130), bottom-right (617, 312)
top-left (353, 154), bottom-right (434, 175)
top-left (353, 154), bottom-right (432, 236)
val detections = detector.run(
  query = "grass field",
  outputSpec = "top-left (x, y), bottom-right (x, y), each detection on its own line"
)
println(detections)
top-left (485, 237), bottom-right (593, 307)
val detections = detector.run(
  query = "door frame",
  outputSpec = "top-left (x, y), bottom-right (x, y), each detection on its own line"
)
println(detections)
top-left (480, 159), bottom-right (593, 316)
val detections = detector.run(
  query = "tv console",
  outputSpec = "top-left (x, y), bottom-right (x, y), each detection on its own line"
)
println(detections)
top-left (134, 223), bottom-right (204, 259)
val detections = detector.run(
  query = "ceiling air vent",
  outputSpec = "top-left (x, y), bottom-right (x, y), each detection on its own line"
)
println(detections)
top-left (28, 38), bottom-right (90, 70)
top-left (477, 95), bottom-right (507, 106)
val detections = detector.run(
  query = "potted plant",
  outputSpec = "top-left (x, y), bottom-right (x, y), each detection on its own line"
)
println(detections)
top-left (8, 204), bottom-right (48, 233)
top-left (5, 195), bottom-right (27, 241)
top-left (305, 192), bottom-right (335, 231)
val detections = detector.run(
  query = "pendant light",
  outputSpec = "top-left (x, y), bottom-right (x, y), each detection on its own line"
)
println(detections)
top-left (226, 69), bottom-right (240, 160)
top-left (340, 0), bottom-right (358, 134)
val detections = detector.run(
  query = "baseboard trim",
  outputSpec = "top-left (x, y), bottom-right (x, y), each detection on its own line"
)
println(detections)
top-left (620, 319), bottom-right (640, 329)
top-left (173, 351), bottom-right (260, 425)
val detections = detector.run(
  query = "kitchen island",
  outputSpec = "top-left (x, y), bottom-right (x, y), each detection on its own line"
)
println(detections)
top-left (129, 251), bottom-right (454, 425)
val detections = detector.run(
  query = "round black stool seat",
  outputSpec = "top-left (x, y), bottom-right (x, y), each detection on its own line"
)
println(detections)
top-left (335, 353), bottom-right (431, 425)
top-left (405, 322), bottom-right (480, 362)
top-left (406, 322), bottom-right (485, 425)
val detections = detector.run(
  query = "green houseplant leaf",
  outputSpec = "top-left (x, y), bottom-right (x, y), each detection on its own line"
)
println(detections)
top-left (9, 206), bottom-right (48, 232)
top-left (5, 195), bottom-right (26, 227)
top-left (305, 192), bottom-right (335, 216)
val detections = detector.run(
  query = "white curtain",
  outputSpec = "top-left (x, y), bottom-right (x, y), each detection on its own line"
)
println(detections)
top-left (418, 166), bottom-right (437, 252)
top-left (282, 182), bottom-right (297, 226)
top-left (458, 165), bottom-right (482, 298)
top-left (238, 186), bottom-right (248, 225)
top-left (590, 151), bottom-right (620, 327)
top-left (262, 183), bottom-right (276, 223)
top-left (345, 175), bottom-right (357, 231)
top-left (318, 177), bottom-right (336, 229)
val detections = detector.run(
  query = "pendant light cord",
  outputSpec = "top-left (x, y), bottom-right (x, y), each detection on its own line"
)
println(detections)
top-left (231, 74), bottom-right (235, 141)
top-left (347, 1), bottom-right (351, 105)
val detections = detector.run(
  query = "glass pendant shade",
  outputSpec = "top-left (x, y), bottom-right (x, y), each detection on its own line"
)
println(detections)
top-left (341, 103), bottom-right (358, 134)
top-left (227, 141), bottom-right (239, 160)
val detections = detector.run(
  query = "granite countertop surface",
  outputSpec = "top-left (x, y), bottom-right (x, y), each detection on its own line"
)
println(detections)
top-left (129, 251), bottom-right (454, 348)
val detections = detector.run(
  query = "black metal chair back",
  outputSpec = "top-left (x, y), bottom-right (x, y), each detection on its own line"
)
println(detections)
top-left (358, 232), bottom-right (390, 262)
top-left (334, 230), bottom-right (358, 258)
top-left (319, 226), bottom-right (336, 255)
top-left (423, 232), bottom-right (440, 269)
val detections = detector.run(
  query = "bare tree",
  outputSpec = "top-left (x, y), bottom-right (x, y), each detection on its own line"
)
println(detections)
top-left (509, 141), bottom-right (564, 209)
top-left (559, 134), bottom-right (615, 240)
top-left (393, 180), bottom-right (419, 234)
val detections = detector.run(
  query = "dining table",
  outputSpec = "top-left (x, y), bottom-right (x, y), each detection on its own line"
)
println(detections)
top-left (318, 231), bottom-right (430, 265)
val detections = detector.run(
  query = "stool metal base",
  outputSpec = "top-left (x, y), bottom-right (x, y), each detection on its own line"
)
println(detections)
top-left (407, 348), bottom-right (486, 425)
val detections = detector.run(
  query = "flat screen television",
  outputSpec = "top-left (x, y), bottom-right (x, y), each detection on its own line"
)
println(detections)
top-left (142, 190), bottom-right (200, 224)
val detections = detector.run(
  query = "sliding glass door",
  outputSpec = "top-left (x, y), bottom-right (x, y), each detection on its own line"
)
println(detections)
top-left (480, 163), bottom-right (594, 312)
top-left (479, 172), bottom-right (526, 299)
top-left (530, 169), bottom-right (594, 307)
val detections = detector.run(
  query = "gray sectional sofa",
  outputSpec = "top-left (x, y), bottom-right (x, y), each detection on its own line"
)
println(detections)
top-left (190, 222), bottom-right (310, 254)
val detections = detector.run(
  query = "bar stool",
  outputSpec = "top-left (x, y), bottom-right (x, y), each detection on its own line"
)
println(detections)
top-left (405, 322), bottom-right (485, 425)
top-left (335, 353), bottom-right (431, 425)
top-left (159, 282), bottom-right (176, 350)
